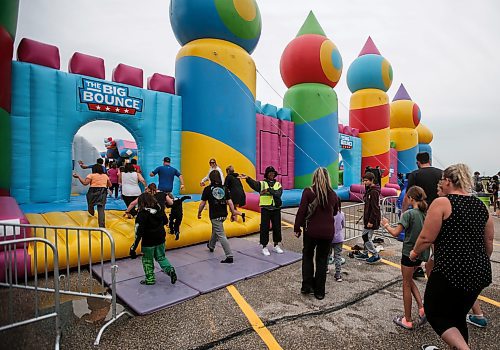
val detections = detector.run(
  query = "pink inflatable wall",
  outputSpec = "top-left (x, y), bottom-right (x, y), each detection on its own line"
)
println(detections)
top-left (256, 114), bottom-right (294, 189)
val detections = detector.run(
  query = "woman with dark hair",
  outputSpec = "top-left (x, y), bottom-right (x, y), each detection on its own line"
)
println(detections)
top-left (200, 158), bottom-right (224, 187)
top-left (293, 167), bottom-right (339, 300)
top-left (197, 170), bottom-right (239, 263)
top-left (411, 164), bottom-right (494, 349)
top-left (120, 163), bottom-right (147, 218)
top-left (73, 164), bottom-right (111, 228)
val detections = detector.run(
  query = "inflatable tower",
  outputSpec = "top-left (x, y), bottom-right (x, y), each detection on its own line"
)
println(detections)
top-left (170, 0), bottom-right (262, 193)
top-left (280, 12), bottom-right (342, 188)
top-left (0, 0), bottom-right (20, 195)
top-left (416, 123), bottom-right (433, 160)
top-left (390, 84), bottom-right (421, 174)
top-left (347, 37), bottom-right (393, 185)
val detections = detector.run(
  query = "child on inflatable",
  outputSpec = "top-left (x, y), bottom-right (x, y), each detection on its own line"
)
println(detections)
top-left (167, 193), bottom-right (192, 241)
top-left (381, 186), bottom-right (429, 330)
top-left (129, 192), bottom-right (177, 285)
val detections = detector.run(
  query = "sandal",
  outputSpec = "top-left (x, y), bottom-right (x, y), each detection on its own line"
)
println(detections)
top-left (393, 315), bottom-right (413, 330)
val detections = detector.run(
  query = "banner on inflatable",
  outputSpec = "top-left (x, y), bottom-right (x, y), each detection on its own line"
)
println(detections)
top-left (78, 78), bottom-right (143, 115)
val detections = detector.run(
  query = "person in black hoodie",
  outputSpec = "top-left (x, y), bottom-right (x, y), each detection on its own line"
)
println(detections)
top-left (241, 166), bottom-right (283, 256)
top-left (354, 172), bottom-right (381, 264)
top-left (129, 192), bottom-right (177, 285)
top-left (167, 193), bottom-right (192, 240)
top-left (224, 165), bottom-right (246, 222)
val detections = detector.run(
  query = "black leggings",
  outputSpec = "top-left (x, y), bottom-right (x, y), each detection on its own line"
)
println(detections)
top-left (424, 272), bottom-right (481, 343)
top-left (260, 208), bottom-right (281, 246)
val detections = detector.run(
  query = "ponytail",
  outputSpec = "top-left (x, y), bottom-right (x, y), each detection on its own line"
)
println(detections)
top-left (406, 186), bottom-right (428, 213)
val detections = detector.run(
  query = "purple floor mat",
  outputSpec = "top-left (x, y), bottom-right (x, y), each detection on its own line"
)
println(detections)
top-left (176, 252), bottom-right (278, 293)
top-left (115, 272), bottom-right (199, 315)
top-left (92, 238), bottom-right (302, 315)
top-left (238, 245), bottom-right (302, 266)
top-left (92, 258), bottom-right (161, 285)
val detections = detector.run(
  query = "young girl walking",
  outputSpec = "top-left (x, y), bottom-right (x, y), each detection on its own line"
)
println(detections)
top-left (129, 192), bottom-right (177, 285)
top-left (330, 205), bottom-right (345, 282)
top-left (381, 186), bottom-right (430, 330)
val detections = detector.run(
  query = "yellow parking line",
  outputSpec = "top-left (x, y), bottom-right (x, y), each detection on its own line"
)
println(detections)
top-left (478, 295), bottom-right (500, 307)
top-left (343, 244), bottom-right (499, 308)
top-left (227, 285), bottom-right (283, 350)
top-left (281, 221), bottom-right (294, 228)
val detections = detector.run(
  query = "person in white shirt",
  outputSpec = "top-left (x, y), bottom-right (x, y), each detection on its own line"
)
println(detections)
top-left (200, 158), bottom-right (224, 187)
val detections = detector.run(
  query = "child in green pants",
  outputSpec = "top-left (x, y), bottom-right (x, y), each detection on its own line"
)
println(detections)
top-left (130, 192), bottom-right (177, 285)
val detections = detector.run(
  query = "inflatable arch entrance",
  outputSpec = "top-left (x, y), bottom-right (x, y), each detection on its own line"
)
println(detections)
top-left (10, 61), bottom-right (182, 204)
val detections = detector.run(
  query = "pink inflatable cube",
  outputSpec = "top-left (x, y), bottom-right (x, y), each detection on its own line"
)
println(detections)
top-left (69, 52), bottom-right (105, 79)
top-left (112, 63), bottom-right (143, 88)
top-left (17, 38), bottom-right (60, 69)
top-left (147, 73), bottom-right (175, 94)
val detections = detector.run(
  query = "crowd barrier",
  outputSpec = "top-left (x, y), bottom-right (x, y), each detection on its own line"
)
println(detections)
top-left (0, 223), bottom-right (132, 346)
top-left (0, 237), bottom-right (61, 350)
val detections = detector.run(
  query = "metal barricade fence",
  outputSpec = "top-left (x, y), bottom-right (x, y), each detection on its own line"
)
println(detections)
top-left (0, 237), bottom-right (61, 350)
top-left (342, 201), bottom-right (366, 242)
top-left (381, 196), bottom-right (400, 225)
top-left (0, 223), bottom-right (132, 346)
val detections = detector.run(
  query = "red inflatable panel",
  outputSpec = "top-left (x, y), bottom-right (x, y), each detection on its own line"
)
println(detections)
top-left (17, 38), bottom-right (60, 69)
top-left (69, 52), bottom-right (105, 79)
top-left (147, 73), bottom-right (175, 94)
top-left (112, 63), bottom-right (143, 88)
top-left (0, 27), bottom-right (13, 112)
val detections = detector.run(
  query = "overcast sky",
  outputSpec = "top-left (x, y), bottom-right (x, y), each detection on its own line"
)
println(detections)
top-left (15, 0), bottom-right (500, 175)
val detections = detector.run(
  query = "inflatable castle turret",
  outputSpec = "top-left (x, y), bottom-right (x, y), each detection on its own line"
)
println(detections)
top-left (170, 0), bottom-right (262, 193)
top-left (280, 11), bottom-right (342, 188)
top-left (347, 37), bottom-right (393, 186)
top-left (390, 84), bottom-right (421, 174)
top-left (416, 123), bottom-right (433, 160)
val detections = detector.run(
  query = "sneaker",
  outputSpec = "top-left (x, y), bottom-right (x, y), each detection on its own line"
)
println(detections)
top-left (365, 255), bottom-right (381, 264)
top-left (334, 273), bottom-right (343, 282)
top-left (175, 231), bottom-right (180, 241)
top-left (328, 256), bottom-right (334, 265)
top-left (221, 257), bottom-right (234, 264)
top-left (140, 279), bottom-right (155, 285)
top-left (413, 266), bottom-right (425, 279)
top-left (421, 346), bottom-right (439, 350)
top-left (340, 257), bottom-right (346, 265)
top-left (168, 269), bottom-right (177, 284)
top-left (326, 267), bottom-right (330, 274)
top-left (466, 314), bottom-right (488, 328)
top-left (262, 247), bottom-right (271, 256)
top-left (354, 252), bottom-right (369, 260)
top-left (273, 245), bottom-right (284, 254)
top-left (207, 243), bottom-right (214, 252)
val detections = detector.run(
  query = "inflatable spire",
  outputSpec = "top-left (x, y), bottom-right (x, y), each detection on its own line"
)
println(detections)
top-left (280, 11), bottom-right (343, 188)
top-left (390, 84), bottom-right (420, 174)
top-left (416, 123), bottom-right (434, 160)
top-left (347, 37), bottom-right (393, 185)
top-left (0, 0), bottom-right (20, 195)
top-left (170, 0), bottom-right (262, 193)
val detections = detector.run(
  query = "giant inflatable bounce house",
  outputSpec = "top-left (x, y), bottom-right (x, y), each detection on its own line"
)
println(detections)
top-left (0, 0), bottom-right (434, 275)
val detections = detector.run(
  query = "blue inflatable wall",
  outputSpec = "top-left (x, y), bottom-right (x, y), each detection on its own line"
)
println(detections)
top-left (10, 61), bottom-right (182, 204)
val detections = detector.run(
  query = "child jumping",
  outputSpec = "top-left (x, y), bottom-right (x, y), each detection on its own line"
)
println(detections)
top-left (167, 193), bottom-right (192, 241)
top-left (381, 185), bottom-right (430, 330)
top-left (129, 192), bottom-right (177, 285)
